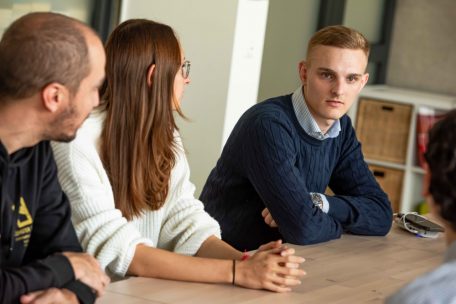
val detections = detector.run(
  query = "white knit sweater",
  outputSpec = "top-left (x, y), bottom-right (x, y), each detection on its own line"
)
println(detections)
top-left (51, 111), bottom-right (221, 278)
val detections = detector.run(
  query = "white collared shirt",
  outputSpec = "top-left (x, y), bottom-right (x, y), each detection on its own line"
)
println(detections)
top-left (291, 86), bottom-right (341, 140)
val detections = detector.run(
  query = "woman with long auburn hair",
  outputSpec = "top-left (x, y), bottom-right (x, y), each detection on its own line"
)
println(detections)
top-left (52, 19), bottom-right (305, 292)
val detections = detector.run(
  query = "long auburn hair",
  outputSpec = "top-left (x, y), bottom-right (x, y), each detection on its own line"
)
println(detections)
top-left (100, 19), bottom-right (184, 220)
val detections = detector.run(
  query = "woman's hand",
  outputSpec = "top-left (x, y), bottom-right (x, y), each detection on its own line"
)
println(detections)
top-left (256, 239), bottom-right (283, 252)
top-left (234, 245), bottom-right (306, 292)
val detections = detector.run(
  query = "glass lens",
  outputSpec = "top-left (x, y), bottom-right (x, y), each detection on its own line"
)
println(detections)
top-left (182, 60), bottom-right (190, 78)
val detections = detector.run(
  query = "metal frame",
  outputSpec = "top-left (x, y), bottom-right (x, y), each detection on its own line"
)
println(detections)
top-left (90, 0), bottom-right (122, 42)
top-left (317, 0), bottom-right (346, 28)
top-left (317, 0), bottom-right (397, 84)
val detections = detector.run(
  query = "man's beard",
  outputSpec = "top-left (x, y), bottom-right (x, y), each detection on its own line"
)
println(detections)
top-left (43, 103), bottom-right (79, 143)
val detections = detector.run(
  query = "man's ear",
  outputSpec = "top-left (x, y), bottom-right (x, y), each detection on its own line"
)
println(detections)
top-left (41, 82), bottom-right (68, 113)
top-left (298, 61), bottom-right (308, 84)
top-left (147, 64), bottom-right (156, 87)
top-left (360, 73), bottom-right (369, 89)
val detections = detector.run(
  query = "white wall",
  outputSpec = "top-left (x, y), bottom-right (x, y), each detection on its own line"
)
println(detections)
top-left (222, 0), bottom-right (269, 145)
top-left (120, 0), bottom-right (269, 195)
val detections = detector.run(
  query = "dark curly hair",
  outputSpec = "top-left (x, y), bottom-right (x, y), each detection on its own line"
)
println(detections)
top-left (424, 109), bottom-right (456, 231)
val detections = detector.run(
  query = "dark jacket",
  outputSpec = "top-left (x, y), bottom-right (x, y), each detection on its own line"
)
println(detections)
top-left (0, 140), bottom-right (94, 304)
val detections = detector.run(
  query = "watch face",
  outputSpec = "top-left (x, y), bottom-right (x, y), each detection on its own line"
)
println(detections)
top-left (311, 193), bottom-right (323, 210)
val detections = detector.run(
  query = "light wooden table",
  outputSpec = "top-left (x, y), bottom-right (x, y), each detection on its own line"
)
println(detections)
top-left (97, 225), bottom-right (445, 304)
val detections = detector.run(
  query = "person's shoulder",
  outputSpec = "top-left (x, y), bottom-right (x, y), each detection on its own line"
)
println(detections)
top-left (424, 261), bottom-right (456, 289)
top-left (387, 262), bottom-right (456, 304)
top-left (73, 110), bottom-right (104, 145)
top-left (339, 114), bottom-right (354, 131)
top-left (172, 129), bottom-right (186, 158)
top-left (77, 109), bottom-right (105, 139)
top-left (254, 94), bottom-right (292, 113)
top-left (244, 94), bottom-right (294, 124)
top-left (336, 114), bottom-right (356, 144)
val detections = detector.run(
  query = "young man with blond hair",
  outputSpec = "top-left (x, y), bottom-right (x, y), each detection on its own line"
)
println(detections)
top-left (201, 25), bottom-right (393, 251)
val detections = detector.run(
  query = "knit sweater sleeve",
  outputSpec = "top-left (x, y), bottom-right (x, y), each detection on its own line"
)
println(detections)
top-left (244, 113), bottom-right (343, 245)
top-left (158, 134), bottom-right (221, 255)
top-left (326, 119), bottom-right (393, 235)
top-left (51, 127), bottom-right (153, 278)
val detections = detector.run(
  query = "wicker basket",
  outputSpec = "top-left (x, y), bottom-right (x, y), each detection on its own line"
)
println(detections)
top-left (356, 98), bottom-right (412, 164)
top-left (369, 165), bottom-right (404, 213)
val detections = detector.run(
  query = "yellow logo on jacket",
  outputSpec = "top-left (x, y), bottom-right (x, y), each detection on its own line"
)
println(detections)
top-left (14, 197), bottom-right (33, 246)
top-left (17, 197), bottom-right (33, 228)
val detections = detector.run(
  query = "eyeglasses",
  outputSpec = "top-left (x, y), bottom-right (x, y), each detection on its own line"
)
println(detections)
top-left (181, 60), bottom-right (191, 79)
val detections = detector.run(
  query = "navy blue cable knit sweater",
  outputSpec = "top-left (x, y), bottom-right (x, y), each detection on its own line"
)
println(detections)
top-left (200, 94), bottom-right (392, 251)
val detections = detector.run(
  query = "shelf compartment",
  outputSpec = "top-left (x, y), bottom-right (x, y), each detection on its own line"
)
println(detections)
top-left (369, 165), bottom-right (404, 213)
top-left (356, 98), bottom-right (412, 164)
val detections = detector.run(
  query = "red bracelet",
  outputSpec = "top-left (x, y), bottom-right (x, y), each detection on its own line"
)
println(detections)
top-left (241, 251), bottom-right (250, 261)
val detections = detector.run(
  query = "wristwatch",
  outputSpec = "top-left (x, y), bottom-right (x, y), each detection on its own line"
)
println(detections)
top-left (310, 193), bottom-right (324, 210)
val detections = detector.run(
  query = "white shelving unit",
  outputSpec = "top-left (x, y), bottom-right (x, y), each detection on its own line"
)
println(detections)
top-left (348, 85), bottom-right (456, 212)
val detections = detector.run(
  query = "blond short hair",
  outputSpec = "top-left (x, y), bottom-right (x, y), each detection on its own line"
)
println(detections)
top-left (307, 25), bottom-right (370, 59)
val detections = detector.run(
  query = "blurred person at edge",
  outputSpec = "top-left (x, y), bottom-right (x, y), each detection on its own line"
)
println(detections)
top-left (386, 109), bottom-right (456, 304)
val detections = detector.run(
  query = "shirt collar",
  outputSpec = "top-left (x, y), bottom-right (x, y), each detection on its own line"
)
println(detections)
top-left (291, 86), bottom-right (341, 140)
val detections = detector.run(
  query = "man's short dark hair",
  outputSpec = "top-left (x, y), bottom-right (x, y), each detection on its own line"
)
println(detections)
top-left (425, 109), bottom-right (456, 230)
top-left (0, 12), bottom-right (91, 101)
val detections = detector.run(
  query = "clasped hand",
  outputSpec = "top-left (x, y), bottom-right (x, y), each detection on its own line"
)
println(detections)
top-left (235, 240), bottom-right (306, 292)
